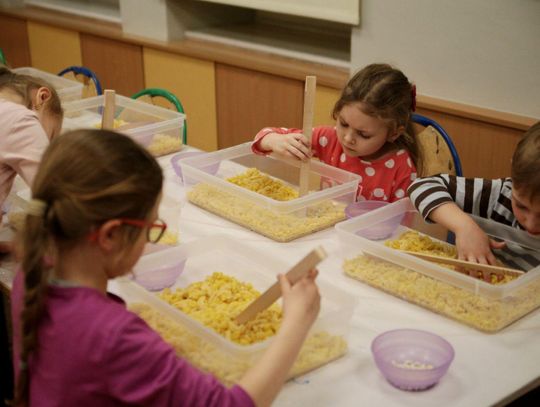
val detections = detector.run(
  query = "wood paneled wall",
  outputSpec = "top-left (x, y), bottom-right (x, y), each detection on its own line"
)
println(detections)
top-left (0, 15), bottom-right (30, 67)
top-left (215, 64), bottom-right (304, 148)
top-left (80, 34), bottom-right (144, 96)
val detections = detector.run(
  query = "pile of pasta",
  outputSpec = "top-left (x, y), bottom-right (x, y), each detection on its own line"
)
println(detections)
top-left (187, 168), bottom-right (346, 242)
top-left (129, 271), bottom-right (347, 384)
top-left (343, 231), bottom-right (540, 332)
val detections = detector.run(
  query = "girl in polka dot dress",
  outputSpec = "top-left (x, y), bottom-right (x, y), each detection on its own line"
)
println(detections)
top-left (252, 63), bottom-right (423, 203)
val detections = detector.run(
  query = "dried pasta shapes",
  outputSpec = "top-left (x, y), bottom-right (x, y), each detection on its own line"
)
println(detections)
top-left (227, 168), bottom-right (298, 201)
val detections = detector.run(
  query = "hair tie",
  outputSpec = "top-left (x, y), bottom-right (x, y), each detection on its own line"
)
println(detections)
top-left (411, 84), bottom-right (417, 112)
top-left (26, 199), bottom-right (47, 217)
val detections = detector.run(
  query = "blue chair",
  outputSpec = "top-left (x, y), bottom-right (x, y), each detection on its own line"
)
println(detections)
top-left (132, 88), bottom-right (187, 145)
top-left (412, 113), bottom-right (463, 176)
top-left (58, 66), bottom-right (103, 97)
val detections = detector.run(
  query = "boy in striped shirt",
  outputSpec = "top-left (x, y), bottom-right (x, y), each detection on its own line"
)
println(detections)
top-left (408, 122), bottom-right (540, 268)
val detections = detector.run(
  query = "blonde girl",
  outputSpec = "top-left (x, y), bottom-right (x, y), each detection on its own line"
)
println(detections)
top-left (11, 129), bottom-right (320, 407)
top-left (253, 63), bottom-right (422, 202)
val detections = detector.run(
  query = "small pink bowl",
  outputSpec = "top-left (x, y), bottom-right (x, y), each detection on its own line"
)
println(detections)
top-left (132, 259), bottom-right (186, 291)
top-left (371, 329), bottom-right (454, 391)
top-left (170, 151), bottom-right (219, 184)
top-left (345, 200), bottom-right (389, 218)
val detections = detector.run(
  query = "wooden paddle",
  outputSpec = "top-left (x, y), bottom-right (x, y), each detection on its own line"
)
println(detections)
top-left (101, 89), bottom-right (116, 130)
top-left (298, 76), bottom-right (317, 197)
top-left (235, 246), bottom-right (327, 324)
top-left (399, 250), bottom-right (524, 279)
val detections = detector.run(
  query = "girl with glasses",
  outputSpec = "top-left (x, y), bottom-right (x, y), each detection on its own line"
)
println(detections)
top-left (11, 129), bottom-right (320, 407)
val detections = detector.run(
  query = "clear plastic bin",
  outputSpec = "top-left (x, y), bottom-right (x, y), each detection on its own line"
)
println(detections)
top-left (335, 198), bottom-right (540, 333)
top-left (62, 94), bottom-right (185, 157)
top-left (112, 235), bottom-right (356, 385)
top-left (179, 143), bottom-right (361, 242)
top-left (13, 67), bottom-right (83, 103)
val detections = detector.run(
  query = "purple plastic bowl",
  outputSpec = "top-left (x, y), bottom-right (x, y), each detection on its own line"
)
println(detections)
top-left (345, 200), bottom-right (389, 218)
top-left (170, 151), bottom-right (219, 184)
top-left (132, 259), bottom-right (187, 291)
top-left (371, 329), bottom-right (454, 391)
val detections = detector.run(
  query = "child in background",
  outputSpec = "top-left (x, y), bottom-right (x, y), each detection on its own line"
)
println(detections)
top-left (408, 121), bottom-right (540, 267)
top-left (252, 63), bottom-right (422, 202)
top-left (11, 129), bottom-right (320, 407)
top-left (0, 66), bottom-right (63, 208)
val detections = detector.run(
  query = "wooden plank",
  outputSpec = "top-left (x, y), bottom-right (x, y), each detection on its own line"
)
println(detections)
top-left (299, 76), bottom-right (317, 196)
top-left (101, 89), bottom-right (115, 130)
top-left (235, 246), bottom-right (326, 324)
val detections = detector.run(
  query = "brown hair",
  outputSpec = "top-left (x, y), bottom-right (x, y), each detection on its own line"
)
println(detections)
top-left (0, 65), bottom-right (63, 121)
top-left (511, 121), bottom-right (540, 202)
top-left (14, 129), bottom-right (163, 406)
top-left (333, 63), bottom-right (422, 173)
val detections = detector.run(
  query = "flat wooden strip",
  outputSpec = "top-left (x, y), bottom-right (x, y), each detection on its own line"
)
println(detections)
top-left (235, 246), bottom-right (327, 324)
top-left (101, 89), bottom-right (116, 130)
top-left (299, 76), bottom-right (317, 197)
top-left (400, 250), bottom-right (524, 278)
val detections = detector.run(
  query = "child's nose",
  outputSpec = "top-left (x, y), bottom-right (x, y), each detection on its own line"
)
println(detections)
top-left (523, 215), bottom-right (540, 235)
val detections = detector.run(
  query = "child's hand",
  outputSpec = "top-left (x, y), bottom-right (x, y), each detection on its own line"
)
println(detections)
top-left (278, 269), bottom-right (320, 328)
top-left (260, 132), bottom-right (312, 161)
top-left (455, 220), bottom-right (506, 279)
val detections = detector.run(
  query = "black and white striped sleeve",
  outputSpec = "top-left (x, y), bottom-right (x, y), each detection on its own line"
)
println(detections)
top-left (407, 175), bottom-right (508, 222)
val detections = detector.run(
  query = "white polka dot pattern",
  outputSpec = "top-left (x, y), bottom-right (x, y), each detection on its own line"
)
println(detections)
top-left (373, 188), bottom-right (384, 198)
top-left (340, 153), bottom-right (346, 163)
top-left (407, 158), bottom-right (412, 167)
top-left (365, 167), bottom-right (376, 176)
top-left (319, 136), bottom-right (328, 147)
top-left (394, 189), bottom-right (405, 198)
top-left (410, 172), bottom-right (417, 181)
top-left (385, 159), bottom-right (395, 168)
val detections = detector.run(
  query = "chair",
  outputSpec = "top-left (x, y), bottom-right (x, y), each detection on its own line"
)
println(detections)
top-left (0, 48), bottom-right (6, 65)
top-left (58, 66), bottom-right (103, 97)
top-left (132, 88), bottom-right (187, 145)
top-left (412, 113), bottom-right (463, 177)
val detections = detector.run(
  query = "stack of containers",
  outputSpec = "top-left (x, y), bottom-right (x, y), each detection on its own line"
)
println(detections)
top-left (179, 143), bottom-right (361, 242)
top-left (335, 198), bottom-right (540, 332)
top-left (112, 235), bottom-right (357, 384)
top-left (62, 94), bottom-right (185, 157)
top-left (13, 67), bottom-right (83, 103)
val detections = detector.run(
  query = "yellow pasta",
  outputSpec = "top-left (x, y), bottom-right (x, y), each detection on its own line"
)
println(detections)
top-left (227, 168), bottom-right (298, 201)
top-left (147, 134), bottom-right (182, 157)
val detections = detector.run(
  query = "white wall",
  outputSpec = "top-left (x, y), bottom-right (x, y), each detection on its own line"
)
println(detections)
top-left (351, 0), bottom-right (540, 118)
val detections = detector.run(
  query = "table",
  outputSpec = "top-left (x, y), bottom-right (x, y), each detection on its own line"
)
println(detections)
top-left (2, 151), bottom-right (539, 406)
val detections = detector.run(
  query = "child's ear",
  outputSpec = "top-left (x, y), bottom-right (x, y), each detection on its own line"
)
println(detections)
top-left (388, 125), bottom-right (406, 142)
top-left (95, 219), bottom-right (123, 252)
top-left (34, 86), bottom-right (52, 108)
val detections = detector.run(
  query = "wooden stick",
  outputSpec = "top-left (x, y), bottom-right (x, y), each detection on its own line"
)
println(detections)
top-left (298, 76), bottom-right (317, 197)
top-left (399, 250), bottom-right (524, 278)
top-left (235, 246), bottom-right (327, 324)
top-left (101, 89), bottom-right (116, 130)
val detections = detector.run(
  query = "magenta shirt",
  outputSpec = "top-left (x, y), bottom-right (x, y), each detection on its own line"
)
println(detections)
top-left (11, 272), bottom-right (255, 407)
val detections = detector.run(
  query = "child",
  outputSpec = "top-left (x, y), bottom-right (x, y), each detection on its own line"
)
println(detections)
top-left (252, 63), bottom-right (421, 202)
top-left (0, 66), bottom-right (63, 209)
top-left (11, 129), bottom-right (320, 407)
top-left (408, 121), bottom-right (540, 268)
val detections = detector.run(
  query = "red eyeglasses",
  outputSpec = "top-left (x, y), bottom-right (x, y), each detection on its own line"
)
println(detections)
top-left (87, 218), bottom-right (167, 244)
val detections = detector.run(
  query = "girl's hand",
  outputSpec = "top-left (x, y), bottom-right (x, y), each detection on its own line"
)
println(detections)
top-left (278, 269), bottom-right (320, 328)
top-left (260, 132), bottom-right (312, 161)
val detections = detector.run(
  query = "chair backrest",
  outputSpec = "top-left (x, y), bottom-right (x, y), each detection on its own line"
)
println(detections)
top-left (412, 113), bottom-right (463, 177)
top-left (0, 48), bottom-right (6, 65)
top-left (58, 66), bottom-right (103, 97)
top-left (132, 88), bottom-right (187, 144)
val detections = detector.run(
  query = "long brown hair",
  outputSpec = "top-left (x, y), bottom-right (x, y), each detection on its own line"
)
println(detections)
top-left (512, 121), bottom-right (540, 202)
top-left (0, 65), bottom-right (63, 120)
top-left (333, 63), bottom-right (422, 172)
top-left (14, 129), bottom-right (163, 406)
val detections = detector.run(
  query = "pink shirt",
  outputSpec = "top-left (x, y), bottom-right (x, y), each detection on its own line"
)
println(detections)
top-left (0, 99), bottom-right (49, 206)
top-left (11, 272), bottom-right (255, 407)
top-left (253, 126), bottom-right (417, 202)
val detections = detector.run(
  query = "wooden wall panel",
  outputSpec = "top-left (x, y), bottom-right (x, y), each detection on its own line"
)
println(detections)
top-left (143, 48), bottom-right (218, 151)
top-left (416, 107), bottom-right (524, 179)
top-left (216, 64), bottom-right (303, 148)
top-left (0, 15), bottom-right (30, 67)
top-left (80, 34), bottom-right (143, 96)
top-left (314, 85), bottom-right (340, 127)
top-left (27, 22), bottom-right (81, 73)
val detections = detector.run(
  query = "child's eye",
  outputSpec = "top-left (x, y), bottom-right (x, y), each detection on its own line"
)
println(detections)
top-left (357, 133), bottom-right (371, 140)
top-left (340, 120), bottom-right (348, 128)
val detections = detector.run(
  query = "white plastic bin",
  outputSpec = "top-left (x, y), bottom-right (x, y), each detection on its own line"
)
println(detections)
top-left (13, 67), bottom-right (83, 103)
